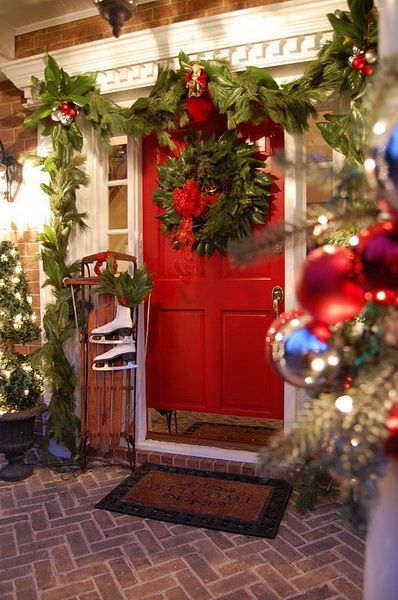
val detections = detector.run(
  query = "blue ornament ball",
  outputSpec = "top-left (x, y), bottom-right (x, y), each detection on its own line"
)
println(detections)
top-left (265, 310), bottom-right (342, 389)
top-left (369, 122), bottom-right (398, 211)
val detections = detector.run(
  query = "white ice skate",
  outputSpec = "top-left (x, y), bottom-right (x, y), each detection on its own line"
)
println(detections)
top-left (92, 342), bottom-right (137, 371)
top-left (89, 304), bottom-right (133, 345)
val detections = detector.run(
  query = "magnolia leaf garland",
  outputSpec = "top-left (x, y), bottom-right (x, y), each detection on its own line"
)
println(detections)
top-left (153, 131), bottom-right (275, 257)
top-left (24, 2), bottom-right (378, 162)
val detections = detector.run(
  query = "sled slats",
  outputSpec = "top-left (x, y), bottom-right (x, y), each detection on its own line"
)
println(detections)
top-left (84, 293), bottom-right (136, 456)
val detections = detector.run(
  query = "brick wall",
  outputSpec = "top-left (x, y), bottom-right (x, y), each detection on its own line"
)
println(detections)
top-left (15, 0), bottom-right (286, 58)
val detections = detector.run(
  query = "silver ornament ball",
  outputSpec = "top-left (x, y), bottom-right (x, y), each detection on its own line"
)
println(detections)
top-left (365, 48), bottom-right (377, 64)
top-left (352, 45), bottom-right (364, 55)
top-left (51, 108), bottom-right (62, 122)
top-left (266, 311), bottom-right (343, 389)
top-left (60, 114), bottom-right (73, 127)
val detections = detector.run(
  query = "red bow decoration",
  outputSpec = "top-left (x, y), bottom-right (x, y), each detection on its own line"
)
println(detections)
top-left (173, 180), bottom-right (207, 248)
top-left (94, 250), bottom-right (118, 276)
top-left (172, 180), bottom-right (216, 283)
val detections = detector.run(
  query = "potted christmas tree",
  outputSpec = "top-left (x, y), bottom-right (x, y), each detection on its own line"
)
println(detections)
top-left (0, 240), bottom-right (44, 481)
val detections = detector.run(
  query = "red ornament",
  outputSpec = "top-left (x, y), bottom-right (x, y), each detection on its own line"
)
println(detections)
top-left (354, 220), bottom-right (398, 303)
top-left (68, 106), bottom-right (77, 118)
top-left (119, 296), bottom-right (129, 307)
top-left (386, 405), bottom-right (398, 433)
top-left (361, 63), bottom-right (374, 77)
top-left (352, 56), bottom-right (366, 70)
top-left (184, 63), bottom-right (213, 123)
top-left (94, 250), bottom-right (118, 276)
top-left (60, 102), bottom-right (70, 114)
top-left (296, 245), bottom-right (365, 324)
top-left (186, 96), bottom-right (213, 123)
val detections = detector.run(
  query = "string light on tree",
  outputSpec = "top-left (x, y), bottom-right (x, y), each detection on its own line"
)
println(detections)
top-left (0, 240), bottom-right (42, 415)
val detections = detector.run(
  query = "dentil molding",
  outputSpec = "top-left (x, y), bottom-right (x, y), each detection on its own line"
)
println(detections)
top-left (1, 0), bottom-right (347, 103)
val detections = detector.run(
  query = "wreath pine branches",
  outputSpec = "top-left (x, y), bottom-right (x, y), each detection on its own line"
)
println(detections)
top-left (153, 131), bottom-right (274, 256)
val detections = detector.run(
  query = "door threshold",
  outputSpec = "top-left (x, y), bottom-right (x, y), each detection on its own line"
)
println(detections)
top-left (136, 437), bottom-right (258, 464)
top-left (146, 431), bottom-right (266, 453)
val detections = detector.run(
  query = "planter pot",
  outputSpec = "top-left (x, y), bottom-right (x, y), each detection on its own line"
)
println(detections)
top-left (0, 404), bottom-right (47, 482)
top-left (364, 461), bottom-right (398, 600)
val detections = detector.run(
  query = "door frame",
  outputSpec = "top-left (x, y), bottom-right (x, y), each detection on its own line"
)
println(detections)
top-left (4, 0), bottom-right (346, 462)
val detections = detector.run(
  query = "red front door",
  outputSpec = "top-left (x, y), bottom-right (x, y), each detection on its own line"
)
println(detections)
top-left (143, 121), bottom-right (284, 419)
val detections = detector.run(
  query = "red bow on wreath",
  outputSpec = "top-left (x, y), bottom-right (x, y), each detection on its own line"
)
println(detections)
top-left (173, 180), bottom-right (207, 248)
top-left (172, 180), bottom-right (217, 282)
top-left (184, 63), bottom-right (213, 123)
top-left (94, 250), bottom-right (118, 276)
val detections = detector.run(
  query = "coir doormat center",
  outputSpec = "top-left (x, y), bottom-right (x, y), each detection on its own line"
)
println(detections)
top-left (95, 463), bottom-right (291, 538)
top-left (184, 422), bottom-right (276, 445)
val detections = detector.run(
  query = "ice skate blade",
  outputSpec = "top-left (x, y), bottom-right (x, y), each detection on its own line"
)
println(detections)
top-left (89, 334), bottom-right (133, 345)
top-left (92, 361), bottom-right (138, 371)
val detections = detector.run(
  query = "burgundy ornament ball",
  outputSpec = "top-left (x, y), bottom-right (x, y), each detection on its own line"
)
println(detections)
top-left (354, 220), bottom-right (398, 303)
top-left (296, 245), bottom-right (365, 324)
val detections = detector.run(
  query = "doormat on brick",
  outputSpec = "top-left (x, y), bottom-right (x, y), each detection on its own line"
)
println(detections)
top-left (184, 422), bottom-right (277, 445)
top-left (95, 463), bottom-right (291, 538)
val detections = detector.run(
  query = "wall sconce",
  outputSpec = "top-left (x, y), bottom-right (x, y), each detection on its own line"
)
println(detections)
top-left (93, 0), bottom-right (138, 38)
top-left (0, 141), bottom-right (23, 203)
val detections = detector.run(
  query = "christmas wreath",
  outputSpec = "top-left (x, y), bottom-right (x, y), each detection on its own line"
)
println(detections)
top-left (153, 131), bottom-right (275, 257)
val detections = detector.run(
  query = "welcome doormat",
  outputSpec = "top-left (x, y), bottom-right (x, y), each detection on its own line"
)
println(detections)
top-left (95, 463), bottom-right (291, 538)
top-left (184, 421), bottom-right (277, 445)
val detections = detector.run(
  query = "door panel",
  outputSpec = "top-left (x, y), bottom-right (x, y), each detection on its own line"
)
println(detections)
top-left (143, 120), bottom-right (284, 419)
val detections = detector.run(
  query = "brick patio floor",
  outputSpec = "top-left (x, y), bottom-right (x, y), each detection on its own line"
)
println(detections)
top-left (0, 462), bottom-right (364, 600)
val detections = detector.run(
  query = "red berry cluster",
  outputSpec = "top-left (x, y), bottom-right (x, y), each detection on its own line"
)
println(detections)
top-left (59, 101), bottom-right (77, 119)
top-left (349, 46), bottom-right (376, 77)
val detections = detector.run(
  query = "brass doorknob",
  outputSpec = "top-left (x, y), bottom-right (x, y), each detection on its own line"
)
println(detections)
top-left (272, 285), bottom-right (284, 318)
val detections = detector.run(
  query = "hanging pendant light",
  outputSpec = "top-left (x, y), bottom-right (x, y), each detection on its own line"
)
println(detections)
top-left (93, 0), bottom-right (138, 38)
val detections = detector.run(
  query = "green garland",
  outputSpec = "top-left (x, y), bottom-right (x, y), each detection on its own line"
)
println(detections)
top-left (154, 131), bottom-right (274, 256)
top-left (21, 0), bottom-right (378, 453)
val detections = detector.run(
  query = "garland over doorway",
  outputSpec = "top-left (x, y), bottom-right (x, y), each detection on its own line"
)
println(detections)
top-left (22, 0), bottom-right (378, 453)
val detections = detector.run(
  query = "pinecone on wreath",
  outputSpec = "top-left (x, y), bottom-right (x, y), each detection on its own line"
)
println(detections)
top-left (190, 165), bottom-right (199, 179)
top-left (221, 177), bottom-right (233, 194)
